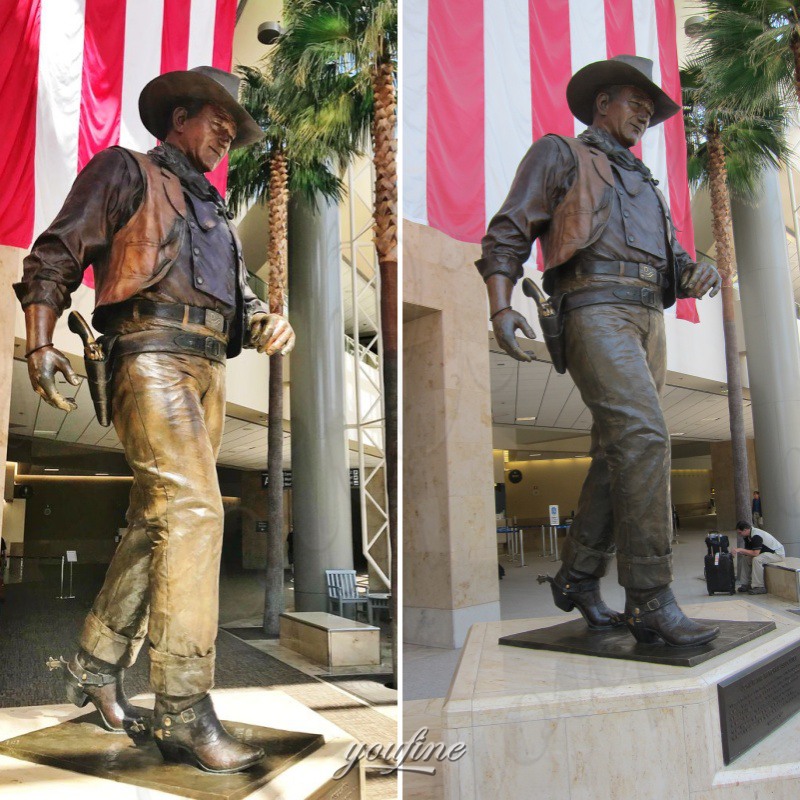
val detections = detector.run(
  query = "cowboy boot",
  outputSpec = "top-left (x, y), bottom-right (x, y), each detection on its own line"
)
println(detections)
top-left (152, 694), bottom-right (264, 774)
top-left (538, 566), bottom-right (625, 629)
top-left (625, 587), bottom-right (720, 646)
top-left (46, 651), bottom-right (150, 744)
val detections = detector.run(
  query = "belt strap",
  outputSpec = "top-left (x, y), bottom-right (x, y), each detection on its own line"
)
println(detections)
top-left (114, 329), bottom-right (227, 364)
top-left (114, 300), bottom-right (229, 335)
top-left (562, 284), bottom-right (663, 313)
top-left (574, 260), bottom-right (667, 288)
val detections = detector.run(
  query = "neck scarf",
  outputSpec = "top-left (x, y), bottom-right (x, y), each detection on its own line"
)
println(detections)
top-left (147, 143), bottom-right (233, 217)
top-left (578, 126), bottom-right (658, 186)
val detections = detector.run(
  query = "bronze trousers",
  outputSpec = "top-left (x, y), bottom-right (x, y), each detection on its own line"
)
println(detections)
top-left (559, 302), bottom-right (673, 590)
top-left (79, 351), bottom-right (226, 696)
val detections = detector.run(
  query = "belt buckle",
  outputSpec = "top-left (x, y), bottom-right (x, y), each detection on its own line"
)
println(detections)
top-left (641, 287), bottom-right (656, 308)
top-left (204, 337), bottom-right (222, 359)
top-left (204, 309), bottom-right (224, 332)
top-left (639, 264), bottom-right (656, 283)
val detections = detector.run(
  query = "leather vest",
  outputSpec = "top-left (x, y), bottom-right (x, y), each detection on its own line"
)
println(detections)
top-left (91, 148), bottom-right (251, 357)
top-left (540, 136), bottom-right (676, 303)
top-left (93, 149), bottom-right (187, 310)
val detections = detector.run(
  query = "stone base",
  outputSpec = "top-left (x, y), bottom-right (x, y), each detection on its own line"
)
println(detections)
top-left (765, 557), bottom-right (800, 602)
top-left (499, 617), bottom-right (776, 666)
top-left (280, 611), bottom-right (380, 668)
top-left (442, 601), bottom-right (800, 800)
top-left (0, 689), bottom-right (364, 800)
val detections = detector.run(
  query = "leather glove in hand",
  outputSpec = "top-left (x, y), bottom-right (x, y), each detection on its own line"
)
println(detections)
top-left (249, 313), bottom-right (296, 356)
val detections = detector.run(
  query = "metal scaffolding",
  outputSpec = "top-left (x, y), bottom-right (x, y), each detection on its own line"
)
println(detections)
top-left (343, 157), bottom-right (391, 589)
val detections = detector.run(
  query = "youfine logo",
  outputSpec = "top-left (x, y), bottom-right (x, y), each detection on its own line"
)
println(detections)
top-left (333, 727), bottom-right (468, 779)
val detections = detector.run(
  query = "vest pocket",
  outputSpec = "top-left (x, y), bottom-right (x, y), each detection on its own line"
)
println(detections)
top-left (122, 240), bottom-right (160, 277)
top-left (562, 187), bottom-right (613, 244)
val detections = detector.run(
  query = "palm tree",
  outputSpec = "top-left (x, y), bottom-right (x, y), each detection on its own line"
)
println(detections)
top-left (681, 62), bottom-right (792, 524)
top-left (273, 3), bottom-right (398, 657)
top-left (691, 1), bottom-right (800, 112)
top-left (228, 63), bottom-right (357, 635)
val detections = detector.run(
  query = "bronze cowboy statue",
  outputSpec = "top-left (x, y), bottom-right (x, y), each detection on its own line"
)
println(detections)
top-left (478, 55), bottom-right (722, 647)
top-left (16, 67), bottom-right (293, 772)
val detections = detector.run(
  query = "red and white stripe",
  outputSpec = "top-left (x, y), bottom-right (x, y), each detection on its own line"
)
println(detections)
top-left (403, 0), bottom-right (699, 323)
top-left (0, 0), bottom-right (237, 253)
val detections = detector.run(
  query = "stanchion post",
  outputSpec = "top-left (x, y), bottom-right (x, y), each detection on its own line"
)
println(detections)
top-left (58, 556), bottom-right (65, 600)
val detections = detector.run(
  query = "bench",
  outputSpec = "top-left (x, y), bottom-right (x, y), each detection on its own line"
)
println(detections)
top-left (279, 611), bottom-right (380, 668)
top-left (764, 557), bottom-right (800, 602)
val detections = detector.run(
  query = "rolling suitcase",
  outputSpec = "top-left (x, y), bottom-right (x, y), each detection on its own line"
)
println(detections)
top-left (704, 533), bottom-right (735, 595)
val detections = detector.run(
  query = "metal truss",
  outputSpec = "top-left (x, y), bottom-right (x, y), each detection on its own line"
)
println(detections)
top-left (343, 157), bottom-right (391, 590)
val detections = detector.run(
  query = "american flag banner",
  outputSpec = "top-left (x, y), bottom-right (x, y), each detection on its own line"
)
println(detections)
top-left (0, 0), bottom-right (237, 255)
top-left (403, 0), bottom-right (700, 323)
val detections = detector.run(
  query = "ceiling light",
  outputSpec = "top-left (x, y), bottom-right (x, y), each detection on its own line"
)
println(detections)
top-left (671, 433), bottom-right (686, 437)
top-left (257, 21), bottom-right (282, 44)
top-left (44, 468), bottom-right (59, 472)
top-left (684, 15), bottom-right (706, 38)
top-left (516, 416), bottom-right (536, 421)
top-left (529, 453), bottom-right (541, 457)
top-left (95, 473), bottom-right (109, 476)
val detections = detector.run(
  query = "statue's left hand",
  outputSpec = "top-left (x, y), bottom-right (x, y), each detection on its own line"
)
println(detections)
top-left (680, 261), bottom-right (721, 299)
top-left (249, 313), bottom-right (296, 356)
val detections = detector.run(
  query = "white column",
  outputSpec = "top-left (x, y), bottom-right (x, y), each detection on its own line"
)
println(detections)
top-left (731, 166), bottom-right (800, 555)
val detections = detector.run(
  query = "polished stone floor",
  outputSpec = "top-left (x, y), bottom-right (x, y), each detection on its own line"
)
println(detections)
top-left (0, 564), bottom-right (397, 799)
top-left (403, 522), bottom-right (800, 702)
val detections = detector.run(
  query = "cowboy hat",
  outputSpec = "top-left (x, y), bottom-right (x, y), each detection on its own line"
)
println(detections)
top-left (566, 55), bottom-right (680, 127)
top-left (139, 66), bottom-right (264, 149)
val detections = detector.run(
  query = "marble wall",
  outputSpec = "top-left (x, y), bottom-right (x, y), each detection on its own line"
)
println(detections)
top-left (0, 247), bottom-right (22, 541)
top-left (710, 438), bottom-right (759, 531)
top-left (403, 223), bottom-right (500, 648)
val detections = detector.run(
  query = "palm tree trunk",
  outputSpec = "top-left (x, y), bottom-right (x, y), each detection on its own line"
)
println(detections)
top-left (791, 29), bottom-right (800, 106)
top-left (371, 59), bottom-right (398, 685)
top-left (707, 126), bottom-right (752, 525)
top-left (263, 149), bottom-right (290, 636)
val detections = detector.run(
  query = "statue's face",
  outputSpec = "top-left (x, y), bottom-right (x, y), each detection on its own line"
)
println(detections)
top-left (167, 103), bottom-right (237, 173)
top-left (595, 85), bottom-right (654, 148)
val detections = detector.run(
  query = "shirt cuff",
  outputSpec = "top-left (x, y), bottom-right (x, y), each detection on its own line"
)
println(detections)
top-left (13, 279), bottom-right (70, 315)
top-left (475, 257), bottom-right (524, 284)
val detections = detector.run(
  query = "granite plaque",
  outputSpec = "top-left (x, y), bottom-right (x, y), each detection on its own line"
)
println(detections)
top-left (718, 642), bottom-right (800, 764)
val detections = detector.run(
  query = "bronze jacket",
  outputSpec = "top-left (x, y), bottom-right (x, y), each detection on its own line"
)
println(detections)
top-left (14, 147), bottom-right (264, 358)
top-left (477, 131), bottom-right (696, 308)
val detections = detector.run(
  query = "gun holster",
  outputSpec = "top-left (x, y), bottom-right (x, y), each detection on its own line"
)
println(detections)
top-left (539, 294), bottom-right (567, 375)
top-left (85, 335), bottom-right (119, 427)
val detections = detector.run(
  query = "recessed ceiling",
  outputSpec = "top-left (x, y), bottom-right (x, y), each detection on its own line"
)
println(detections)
top-left (491, 350), bottom-right (753, 452)
top-left (8, 358), bottom-right (375, 471)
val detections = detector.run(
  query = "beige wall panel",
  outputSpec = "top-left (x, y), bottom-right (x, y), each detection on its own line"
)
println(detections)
top-left (404, 223), bottom-right (500, 645)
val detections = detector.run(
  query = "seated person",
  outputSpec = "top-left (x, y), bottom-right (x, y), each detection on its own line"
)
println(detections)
top-left (732, 521), bottom-right (785, 595)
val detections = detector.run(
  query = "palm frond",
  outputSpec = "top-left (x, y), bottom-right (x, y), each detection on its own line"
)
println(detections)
top-left (680, 61), bottom-right (793, 201)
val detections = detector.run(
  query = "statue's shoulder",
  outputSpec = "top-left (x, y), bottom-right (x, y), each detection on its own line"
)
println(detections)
top-left (107, 146), bottom-right (151, 169)
top-left (537, 134), bottom-right (596, 165)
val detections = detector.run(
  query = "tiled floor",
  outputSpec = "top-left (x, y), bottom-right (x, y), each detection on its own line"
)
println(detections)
top-left (0, 566), bottom-right (398, 799)
top-left (403, 523), bottom-right (800, 702)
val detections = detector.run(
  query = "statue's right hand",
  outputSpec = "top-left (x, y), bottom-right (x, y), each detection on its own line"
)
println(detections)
top-left (492, 309), bottom-right (537, 362)
top-left (27, 346), bottom-right (80, 412)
